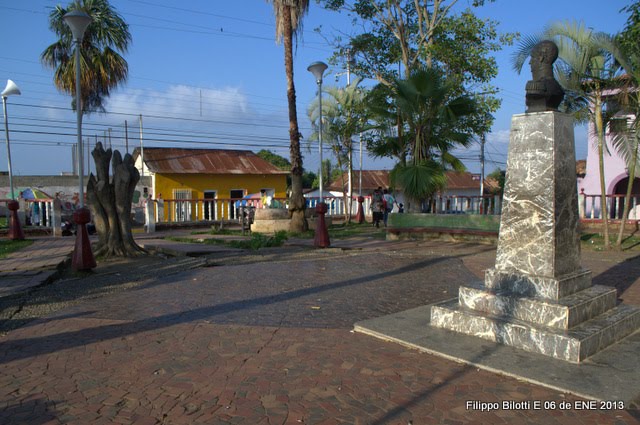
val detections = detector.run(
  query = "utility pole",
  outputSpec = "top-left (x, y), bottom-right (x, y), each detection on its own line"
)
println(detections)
top-left (139, 114), bottom-right (144, 177)
top-left (124, 120), bottom-right (129, 153)
top-left (346, 48), bottom-right (354, 217)
top-left (480, 134), bottom-right (485, 198)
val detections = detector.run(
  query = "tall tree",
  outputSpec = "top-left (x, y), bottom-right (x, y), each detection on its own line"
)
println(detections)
top-left (41, 0), bottom-right (131, 114)
top-left (613, 1), bottom-right (640, 249)
top-left (266, 0), bottom-right (310, 232)
top-left (368, 68), bottom-right (478, 210)
top-left (307, 78), bottom-right (369, 221)
top-left (513, 21), bottom-right (624, 249)
top-left (318, 0), bottom-right (511, 135)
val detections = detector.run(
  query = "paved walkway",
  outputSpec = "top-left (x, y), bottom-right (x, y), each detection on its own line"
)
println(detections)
top-left (0, 237), bottom-right (75, 297)
top-left (0, 232), bottom-right (638, 424)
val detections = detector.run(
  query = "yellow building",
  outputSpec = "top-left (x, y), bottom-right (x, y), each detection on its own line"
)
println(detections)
top-left (133, 147), bottom-right (288, 221)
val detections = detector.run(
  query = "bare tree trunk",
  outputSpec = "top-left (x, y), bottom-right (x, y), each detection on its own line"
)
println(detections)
top-left (616, 133), bottom-right (639, 249)
top-left (282, 5), bottom-right (308, 233)
top-left (595, 103), bottom-right (610, 249)
top-left (88, 142), bottom-right (146, 257)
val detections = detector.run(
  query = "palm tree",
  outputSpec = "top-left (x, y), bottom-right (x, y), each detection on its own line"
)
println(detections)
top-left (610, 110), bottom-right (640, 249)
top-left (266, 0), bottom-right (310, 232)
top-left (512, 21), bottom-right (624, 249)
top-left (41, 0), bottom-right (131, 114)
top-left (613, 2), bottom-right (640, 249)
top-left (307, 78), bottom-right (369, 221)
top-left (367, 68), bottom-right (478, 211)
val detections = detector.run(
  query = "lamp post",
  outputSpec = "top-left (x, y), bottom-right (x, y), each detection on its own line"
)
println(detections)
top-left (64, 9), bottom-right (96, 271)
top-left (2, 79), bottom-right (24, 240)
top-left (307, 61), bottom-right (330, 248)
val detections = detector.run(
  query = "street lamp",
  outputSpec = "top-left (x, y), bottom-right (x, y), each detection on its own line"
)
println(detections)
top-left (307, 61), bottom-right (330, 248)
top-left (2, 79), bottom-right (24, 240)
top-left (64, 9), bottom-right (96, 271)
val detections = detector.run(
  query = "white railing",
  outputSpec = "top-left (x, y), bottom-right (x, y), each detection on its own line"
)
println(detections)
top-left (580, 193), bottom-right (640, 221)
top-left (424, 195), bottom-right (502, 215)
top-left (149, 196), bottom-right (372, 225)
top-left (306, 196), bottom-right (372, 216)
top-left (145, 194), bottom-right (502, 228)
top-left (23, 199), bottom-right (55, 228)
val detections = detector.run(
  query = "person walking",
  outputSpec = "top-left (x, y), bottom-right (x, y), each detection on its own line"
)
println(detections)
top-left (382, 189), bottom-right (395, 227)
top-left (370, 187), bottom-right (385, 228)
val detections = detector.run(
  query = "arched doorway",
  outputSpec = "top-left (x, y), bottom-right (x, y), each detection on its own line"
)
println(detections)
top-left (611, 177), bottom-right (640, 218)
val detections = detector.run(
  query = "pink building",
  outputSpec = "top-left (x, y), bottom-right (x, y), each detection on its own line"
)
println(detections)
top-left (577, 114), bottom-right (640, 218)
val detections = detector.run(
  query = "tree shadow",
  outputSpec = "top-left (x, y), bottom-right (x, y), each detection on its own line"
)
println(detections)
top-left (0, 255), bottom-right (458, 364)
top-left (0, 396), bottom-right (61, 425)
top-left (592, 254), bottom-right (640, 301)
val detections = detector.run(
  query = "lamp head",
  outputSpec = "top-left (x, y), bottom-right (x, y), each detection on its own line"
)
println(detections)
top-left (1, 80), bottom-right (21, 98)
top-left (63, 10), bottom-right (92, 41)
top-left (307, 61), bottom-right (328, 84)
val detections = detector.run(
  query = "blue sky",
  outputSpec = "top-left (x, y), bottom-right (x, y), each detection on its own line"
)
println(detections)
top-left (0, 0), bottom-right (633, 177)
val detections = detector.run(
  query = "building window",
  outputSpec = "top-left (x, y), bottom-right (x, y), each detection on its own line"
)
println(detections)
top-left (173, 189), bottom-right (192, 222)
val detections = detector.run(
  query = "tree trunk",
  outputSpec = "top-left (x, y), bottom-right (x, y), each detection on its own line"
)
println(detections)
top-left (595, 100), bottom-right (610, 249)
top-left (616, 132), bottom-right (639, 249)
top-left (88, 142), bottom-right (146, 257)
top-left (282, 5), bottom-right (308, 233)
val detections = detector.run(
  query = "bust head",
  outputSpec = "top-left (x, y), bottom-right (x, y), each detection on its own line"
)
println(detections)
top-left (530, 40), bottom-right (558, 80)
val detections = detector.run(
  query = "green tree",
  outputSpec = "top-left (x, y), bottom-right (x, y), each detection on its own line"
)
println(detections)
top-left (257, 149), bottom-right (291, 170)
top-left (317, 0), bottom-right (512, 135)
top-left (266, 0), bottom-right (310, 232)
top-left (307, 78), bottom-right (369, 221)
top-left (512, 21), bottom-right (624, 250)
top-left (41, 0), bottom-right (131, 114)
top-left (311, 159), bottom-right (338, 190)
top-left (368, 68), bottom-right (478, 209)
top-left (613, 1), bottom-right (640, 249)
top-left (486, 168), bottom-right (505, 194)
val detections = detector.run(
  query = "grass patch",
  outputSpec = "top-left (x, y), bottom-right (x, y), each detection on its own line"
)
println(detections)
top-left (167, 231), bottom-right (288, 251)
top-left (0, 239), bottom-right (33, 258)
top-left (0, 217), bottom-right (7, 229)
top-left (581, 233), bottom-right (640, 251)
top-left (388, 213), bottom-right (500, 232)
top-left (328, 222), bottom-right (386, 239)
top-left (227, 231), bottom-right (288, 250)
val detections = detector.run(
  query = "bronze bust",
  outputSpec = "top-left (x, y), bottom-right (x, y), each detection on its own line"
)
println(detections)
top-left (525, 40), bottom-right (564, 112)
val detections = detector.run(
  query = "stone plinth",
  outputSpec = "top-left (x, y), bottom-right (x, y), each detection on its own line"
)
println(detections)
top-left (251, 208), bottom-right (289, 233)
top-left (431, 112), bottom-right (640, 362)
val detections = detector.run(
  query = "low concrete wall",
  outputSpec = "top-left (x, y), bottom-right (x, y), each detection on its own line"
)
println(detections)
top-left (250, 208), bottom-right (333, 233)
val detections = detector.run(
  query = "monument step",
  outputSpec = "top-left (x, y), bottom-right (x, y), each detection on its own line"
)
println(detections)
top-left (485, 268), bottom-right (592, 300)
top-left (430, 299), bottom-right (640, 363)
top-left (459, 283), bottom-right (617, 330)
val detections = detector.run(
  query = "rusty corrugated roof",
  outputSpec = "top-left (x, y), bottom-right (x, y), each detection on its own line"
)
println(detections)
top-left (135, 148), bottom-right (289, 175)
top-left (327, 170), bottom-right (390, 192)
top-left (445, 171), bottom-right (481, 190)
top-left (327, 170), bottom-right (481, 191)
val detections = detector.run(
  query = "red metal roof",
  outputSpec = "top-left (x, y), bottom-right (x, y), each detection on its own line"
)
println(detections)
top-left (136, 148), bottom-right (289, 175)
top-left (327, 170), bottom-right (390, 192)
top-left (327, 170), bottom-right (481, 191)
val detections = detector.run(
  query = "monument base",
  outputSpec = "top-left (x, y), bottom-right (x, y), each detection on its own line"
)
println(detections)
top-left (431, 293), bottom-right (640, 363)
top-left (430, 111), bottom-right (640, 362)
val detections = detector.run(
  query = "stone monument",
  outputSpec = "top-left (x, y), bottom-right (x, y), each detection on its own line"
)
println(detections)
top-left (430, 41), bottom-right (640, 362)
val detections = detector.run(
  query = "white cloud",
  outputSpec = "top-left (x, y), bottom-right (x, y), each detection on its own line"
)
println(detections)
top-left (105, 85), bottom-right (251, 123)
top-left (488, 129), bottom-right (510, 147)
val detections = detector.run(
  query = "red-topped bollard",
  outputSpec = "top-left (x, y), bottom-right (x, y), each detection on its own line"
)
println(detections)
top-left (314, 202), bottom-right (330, 248)
top-left (7, 200), bottom-right (24, 240)
top-left (355, 196), bottom-right (365, 224)
top-left (71, 207), bottom-right (96, 271)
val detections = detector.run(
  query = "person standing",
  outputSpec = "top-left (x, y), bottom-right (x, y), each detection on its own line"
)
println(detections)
top-left (371, 187), bottom-right (385, 228)
top-left (383, 189), bottom-right (395, 227)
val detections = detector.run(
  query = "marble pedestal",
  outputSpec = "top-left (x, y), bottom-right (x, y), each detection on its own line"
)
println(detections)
top-left (431, 112), bottom-right (640, 362)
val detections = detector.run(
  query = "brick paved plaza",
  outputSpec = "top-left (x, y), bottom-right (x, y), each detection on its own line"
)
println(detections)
top-left (0, 234), bottom-right (638, 424)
